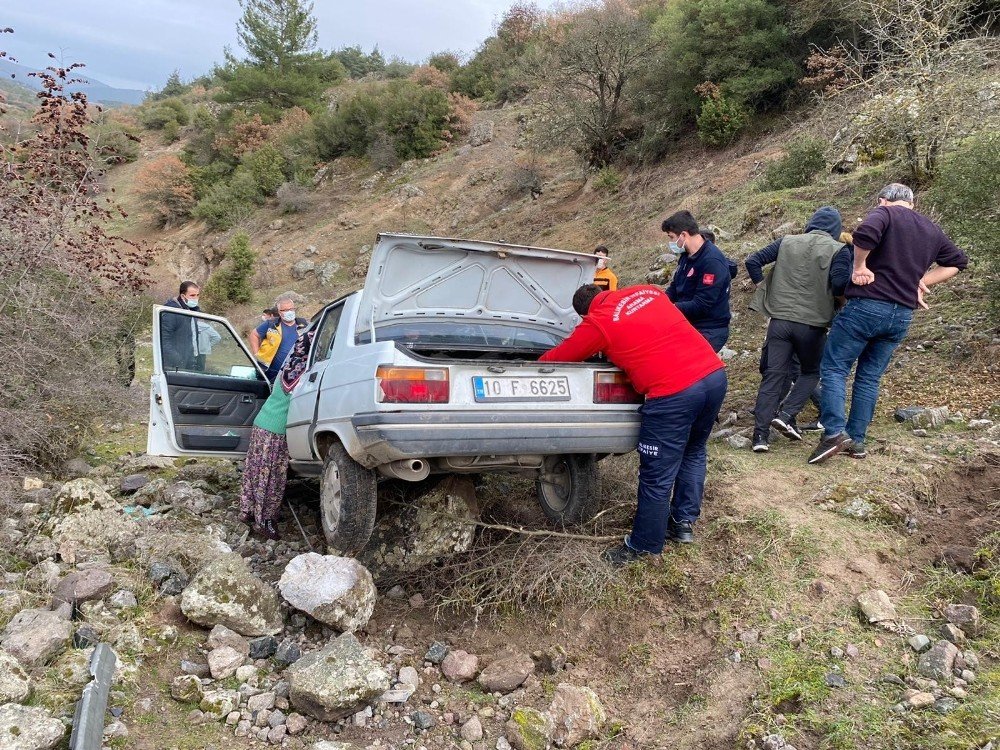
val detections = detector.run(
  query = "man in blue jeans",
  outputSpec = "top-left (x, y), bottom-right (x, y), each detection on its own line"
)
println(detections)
top-left (808, 184), bottom-right (969, 464)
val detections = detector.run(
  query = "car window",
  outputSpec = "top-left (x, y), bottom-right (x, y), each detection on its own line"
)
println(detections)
top-left (357, 321), bottom-right (563, 351)
top-left (159, 310), bottom-right (263, 380)
top-left (312, 304), bottom-right (344, 363)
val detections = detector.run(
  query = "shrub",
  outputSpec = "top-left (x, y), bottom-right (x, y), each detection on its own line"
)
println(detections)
top-left (276, 181), bottom-right (315, 213)
top-left (592, 166), bottom-right (623, 192)
top-left (204, 232), bottom-right (257, 306)
top-left (928, 133), bottom-right (1000, 308)
top-left (241, 143), bottom-right (288, 196)
top-left (410, 64), bottom-right (450, 90)
top-left (445, 93), bottom-right (478, 139)
top-left (696, 83), bottom-right (750, 147)
top-left (192, 171), bottom-right (261, 230)
top-left (139, 97), bottom-right (190, 130)
top-left (761, 136), bottom-right (827, 190)
top-left (89, 116), bottom-right (141, 165)
top-left (135, 155), bottom-right (197, 227)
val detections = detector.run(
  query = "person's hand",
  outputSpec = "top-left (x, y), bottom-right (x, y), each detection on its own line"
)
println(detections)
top-left (852, 266), bottom-right (875, 286)
top-left (916, 280), bottom-right (930, 310)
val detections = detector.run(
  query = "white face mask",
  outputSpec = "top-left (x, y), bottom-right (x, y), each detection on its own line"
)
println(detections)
top-left (280, 310), bottom-right (296, 323)
top-left (596, 257), bottom-right (607, 269)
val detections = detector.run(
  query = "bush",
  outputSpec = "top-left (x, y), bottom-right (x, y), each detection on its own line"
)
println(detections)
top-left (241, 144), bottom-right (288, 196)
top-left (204, 232), bottom-right (257, 306)
top-left (592, 166), bottom-right (623, 192)
top-left (89, 116), bottom-right (141, 165)
top-left (139, 97), bottom-right (190, 130)
top-left (696, 84), bottom-right (750, 147)
top-left (135, 155), bottom-right (196, 227)
top-left (276, 181), bottom-right (315, 213)
top-left (192, 171), bottom-right (261, 230)
top-left (410, 65), bottom-right (450, 90)
top-left (928, 134), bottom-right (1000, 308)
top-left (761, 136), bottom-right (826, 190)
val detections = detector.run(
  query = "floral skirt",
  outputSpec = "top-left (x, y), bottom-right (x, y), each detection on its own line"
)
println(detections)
top-left (239, 427), bottom-right (289, 525)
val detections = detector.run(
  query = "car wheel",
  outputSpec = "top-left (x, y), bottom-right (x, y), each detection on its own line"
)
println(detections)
top-left (319, 442), bottom-right (378, 555)
top-left (535, 454), bottom-right (600, 525)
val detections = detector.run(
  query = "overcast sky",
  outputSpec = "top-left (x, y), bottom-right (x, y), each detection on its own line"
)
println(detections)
top-left (2, 0), bottom-right (544, 92)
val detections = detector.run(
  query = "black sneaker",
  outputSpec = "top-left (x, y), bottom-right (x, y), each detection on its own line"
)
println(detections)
top-left (807, 432), bottom-right (853, 465)
top-left (844, 443), bottom-right (867, 459)
top-left (602, 539), bottom-right (651, 567)
top-left (799, 420), bottom-right (824, 432)
top-left (667, 518), bottom-right (695, 544)
top-left (752, 438), bottom-right (769, 453)
top-left (771, 413), bottom-right (803, 441)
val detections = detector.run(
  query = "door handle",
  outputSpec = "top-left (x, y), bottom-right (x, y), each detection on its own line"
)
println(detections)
top-left (308, 372), bottom-right (318, 382)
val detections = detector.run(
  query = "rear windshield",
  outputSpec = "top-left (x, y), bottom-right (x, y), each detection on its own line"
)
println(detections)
top-left (356, 321), bottom-right (563, 351)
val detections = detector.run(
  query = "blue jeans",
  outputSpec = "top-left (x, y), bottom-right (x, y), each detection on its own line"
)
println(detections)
top-left (629, 369), bottom-right (728, 554)
top-left (819, 298), bottom-right (912, 445)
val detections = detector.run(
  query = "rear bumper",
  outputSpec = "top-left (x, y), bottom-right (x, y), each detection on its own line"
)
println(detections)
top-left (351, 410), bottom-right (640, 466)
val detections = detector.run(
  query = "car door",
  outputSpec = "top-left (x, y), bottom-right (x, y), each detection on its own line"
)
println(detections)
top-left (148, 305), bottom-right (271, 458)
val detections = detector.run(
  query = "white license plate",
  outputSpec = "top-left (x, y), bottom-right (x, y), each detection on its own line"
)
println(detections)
top-left (472, 376), bottom-right (571, 402)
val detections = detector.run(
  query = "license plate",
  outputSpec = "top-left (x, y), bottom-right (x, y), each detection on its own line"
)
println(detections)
top-left (472, 376), bottom-right (571, 402)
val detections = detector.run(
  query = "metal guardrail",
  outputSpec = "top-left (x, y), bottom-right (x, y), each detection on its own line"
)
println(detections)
top-left (69, 643), bottom-right (117, 750)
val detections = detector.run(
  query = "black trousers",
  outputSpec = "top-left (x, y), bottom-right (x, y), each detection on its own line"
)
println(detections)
top-left (753, 319), bottom-right (827, 437)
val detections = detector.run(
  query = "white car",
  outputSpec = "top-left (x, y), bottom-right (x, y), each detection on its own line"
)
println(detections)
top-left (149, 234), bottom-right (641, 553)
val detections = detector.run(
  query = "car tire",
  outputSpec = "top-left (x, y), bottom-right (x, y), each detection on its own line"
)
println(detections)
top-left (535, 453), bottom-right (600, 525)
top-left (319, 442), bottom-right (378, 555)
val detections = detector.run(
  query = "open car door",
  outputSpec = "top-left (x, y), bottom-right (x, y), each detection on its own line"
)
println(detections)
top-left (148, 305), bottom-right (271, 458)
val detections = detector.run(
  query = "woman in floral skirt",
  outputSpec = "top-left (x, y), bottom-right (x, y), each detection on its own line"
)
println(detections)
top-left (239, 331), bottom-right (314, 539)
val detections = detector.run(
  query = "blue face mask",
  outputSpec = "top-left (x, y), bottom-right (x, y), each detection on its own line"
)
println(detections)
top-left (185, 298), bottom-right (199, 309)
top-left (668, 242), bottom-right (682, 254)
top-left (280, 310), bottom-right (296, 323)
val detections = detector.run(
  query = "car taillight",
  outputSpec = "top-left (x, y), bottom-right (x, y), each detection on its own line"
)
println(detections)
top-left (376, 366), bottom-right (449, 404)
top-left (594, 372), bottom-right (643, 404)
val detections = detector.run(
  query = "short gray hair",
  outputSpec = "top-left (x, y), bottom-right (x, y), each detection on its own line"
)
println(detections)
top-left (878, 183), bottom-right (914, 203)
top-left (274, 291), bottom-right (299, 307)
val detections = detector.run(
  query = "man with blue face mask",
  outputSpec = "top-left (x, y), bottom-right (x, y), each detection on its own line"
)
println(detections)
top-left (250, 291), bottom-right (308, 382)
top-left (161, 280), bottom-right (204, 370)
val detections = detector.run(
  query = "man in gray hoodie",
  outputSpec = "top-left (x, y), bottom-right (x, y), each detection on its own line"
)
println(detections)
top-left (745, 207), bottom-right (852, 452)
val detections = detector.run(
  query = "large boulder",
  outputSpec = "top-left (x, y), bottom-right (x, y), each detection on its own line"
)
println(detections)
top-left (918, 640), bottom-right (960, 680)
top-left (278, 554), bottom-right (377, 632)
top-left (288, 634), bottom-right (391, 721)
top-left (0, 703), bottom-right (65, 749)
top-left (548, 684), bottom-right (607, 747)
top-left (1, 609), bottom-right (73, 666)
top-left (49, 508), bottom-right (140, 563)
top-left (53, 569), bottom-right (114, 605)
top-left (478, 651), bottom-right (535, 694)
top-left (53, 478), bottom-right (117, 513)
top-left (181, 554), bottom-right (282, 636)
top-left (506, 707), bottom-right (554, 750)
top-left (0, 649), bottom-right (33, 702)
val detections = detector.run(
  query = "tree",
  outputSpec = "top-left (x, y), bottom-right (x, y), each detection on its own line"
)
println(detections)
top-left (205, 232), bottom-right (257, 305)
top-left (237, 0), bottom-right (318, 70)
top-left (135, 155), bottom-right (197, 226)
top-left (536, 1), bottom-right (655, 166)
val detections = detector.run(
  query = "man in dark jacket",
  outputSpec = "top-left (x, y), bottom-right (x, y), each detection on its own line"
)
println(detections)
top-left (809, 184), bottom-right (969, 464)
top-left (745, 207), bottom-right (852, 451)
top-left (161, 280), bottom-right (202, 370)
top-left (663, 211), bottom-right (733, 351)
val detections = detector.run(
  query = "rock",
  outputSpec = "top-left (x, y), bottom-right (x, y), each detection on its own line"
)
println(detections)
top-left (269, 219), bottom-right (285, 231)
top-left (73, 624), bottom-right (99, 650)
top-left (479, 652), bottom-right (535, 693)
top-left (278, 553), bottom-right (377, 632)
top-left (285, 712), bottom-right (307, 735)
top-left (832, 143), bottom-right (859, 174)
top-left (119, 474), bottom-right (150, 494)
top-left (425, 641), bottom-right (449, 664)
top-left (1, 608), bottom-right (73, 666)
top-left (461, 716), bottom-right (484, 742)
top-left (933, 697), bottom-right (960, 715)
top-left (912, 406), bottom-right (949, 429)
top-left (267, 725), bottom-right (287, 744)
top-left (825, 673), bottom-right (847, 688)
top-left (0, 703), bottom-right (65, 749)
top-left (291, 260), bottom-right (315, 280)
top-left (53, 569), bottom-right (114, 604)
top-left (23, 477), bottom-right (44, 491)
top-left (171, 674), bottom-right (204, 703)
top-left (857, 590), bottom-right (897, 626)
top-left (937, 545), bottom-right (981, 573)
top-left (941, 623), bottom-right (966, 645)
top-left (893, 406), bottom-right (926, 422)
top-left (180, 553), bottom-right (282, 636)
top-left (532, 646), bottom-right (568, 674)
top-left (250, 635), bottom-right (279, 660)
top-left (316, 261), bottom-right (342, 286)
top-left (918, 640), bottom-right (959, 680)
top-left (904, 690), bottom-right (936, 709)
top-left (120, 454), bottom-right (176, 473)
top-left (442, 650), bottom-right (479, 682)
top-left (49, 507), bottom-right (139, 563)
top-left (963, 651), bottom-right (980, 670)
top-left (968, 419), bottom-right (994, 430)
top-left (268, 708), bottom-right (286, 728)
top-left (208, 624), bottom-right (250, 655)
top-left (725, 434), bottom-right (751, 450)
top-left (51, 649), bottom-right (93, 688)
top-left (208, 646), bottom-right (245, 680)
top-left (249, 692), bottom-right (277, 713)
top-left (312, 744), bottom-right (357, 750)
top-left (398, 666), bottom-right (420, 688)
top-left (275, 639), bottom-right (302, 666)
top-left (771, 221), bottom-right (797, 239)
top-left (718, 347), bottom-right (738, 362)
top-left (103, 721), bottom-right (128, 740)
top-left (108, 589), bottom-right (138, 610)
top-left (548, 683), bottom-right (606, 747)
top-left (201, 689), bottom-right (240, 718)
top-left (943, 604), bottom-right (981, 635)
top-left (53, 478), bottom-right (117, 513)
top-left (287, 633), bottom-right (391, 721)
top-left (908, 635), bottom-right (931, 653)
top-left (25, 560), bottom-right (61, 591)
top-left (469, 120), bottom-right (496, 147)
top-left (412, 709), bottom-right (437, 730)
top-left (506, 707), bottom-right (554, 750)
top-left (0, 649), bottom-right (33, 702)
top-left (62, 457), bottom-right (93, 478)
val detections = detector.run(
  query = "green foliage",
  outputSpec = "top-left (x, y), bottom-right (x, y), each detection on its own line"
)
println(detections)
top-left (139, 97), bottom-right (190, 130)
top-left (761, 136), bottom-right (827, 190)
top-left (696, 86), bottom-right (750, 147)
top-left (237, 0), bottom-right (317, 68)
top-left (89, 116), bottom-right (141, 165)
top-left (334, 45), bottom-right (386, 78)
top-left (592, 166), bottom-right (623, 192)
top-left (204, 232), bottom-right (257, 306)
top-left (383, 57), bottom-right (416, 79)
top-left (241, 144), bottom-right (288, 196)
top-left (315, 80), bottom-right (452, 162)
top-left (428, 51), bottom-right (461, 74)
top-left (148, 69), bottom-right (189, 101)
top-left (192, 171), bottom-right (262, 230)
top-left (928, 134), bottom-right (1000, 309)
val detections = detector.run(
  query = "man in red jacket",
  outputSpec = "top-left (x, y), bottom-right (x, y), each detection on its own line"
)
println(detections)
top-left (540, 284), bottom-right (727, 565)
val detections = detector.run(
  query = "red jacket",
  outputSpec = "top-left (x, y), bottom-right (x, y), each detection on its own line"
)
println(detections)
top-left (539, 286), bottom-right (724, 398)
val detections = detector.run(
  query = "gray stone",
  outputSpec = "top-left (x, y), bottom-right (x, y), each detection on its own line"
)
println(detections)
top-left (62, 458), bottom-right (94, 479)
top-left (398, 666), bottom-right (420, 688)
top-left (316, 261), bottom-right (342, 286)
top-left (506, 707), bottom-right (554, 750)
top-left (933, 697), bottom-right (960, 714)
top-left (908, 634), bottom-right (931, 653)
top-left (250, 635), bottom-right (279, 660)
top-left (267, 725), bottom-right (287, 744)
top-left (286, 712), bottom-right (308, 735)
top-left (207, 624), bottom-right (250, 655)
top-left (73, 624), bottom-right (99, 650)
top-left (278, 553), bottom-right (377, 632)
top-left (291, 260), bottom-right (316, 280)
top-left (0, 703), bottom-right (65, 749)
top-left (442, 650), bottom-right (479, 682)
top-left (425, 641), bottom-right (449, 664)
top-left (171, 674), bottom-right (204, 703)
top-left (857, 590), bottom-right (897, 625)
top-left (275, 639), bottom-right (302, 666)
top-left (268, 708), bottom-right (286, 728)
top-left (943, 604), bottom-right (981, 635)
top-left (288, 633), bottom-right (390, 721)
top-left (941, 623), bottom-right (966, 645)
top-left (53, 478), bottom-right (117, 513)
top-left (548, 683), bottom-right (606, 747)
top-left (180, 553), bottom-right (282, 636)
top-left (180, 660), bottom-right (209, 678)
top-left (53, 568), bottom-right (114, 604)
top-left (771, 222), bottom-right (797, 239)
top-left (893, 407), bottom-right (925, 423)
top-left (412, 710), bottom-right (437, 730)
top-left (461, 716), bottom-right (484, 742)
top-left (200, 689), bottom-right (240, 718)
top-left (825, 673), bottom-right (847, 688)
top-left (726, 434), bottom-right (751, 450)
top-left (208, 646), bottom-right (245, 680)
top-left (0, 649), bottom-right (33, 702)
top-left (918, 640), bottom-right (960, 680)
top-left (108, 589), bottom-right (138, 610)
top-left (149, 561), bottom-right (174, 584)
top-left (248, 692), bottom-right (276, 713)
top-left (1, 608), bottom-right (73, 666)
top-left (469, 120), bottom-right (496, 147)
top-left (119, 474), bottom-right (150, 494)
top-left (478, 652), bottom-right (535, 694)
top-left (719, 347), bottom-right (738, 362)
top-left (912, 406), bottom-right (949, 430)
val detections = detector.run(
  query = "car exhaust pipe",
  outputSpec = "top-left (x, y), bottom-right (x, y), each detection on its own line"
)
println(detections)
top-left (378, 458), bottom-right (431, 482)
